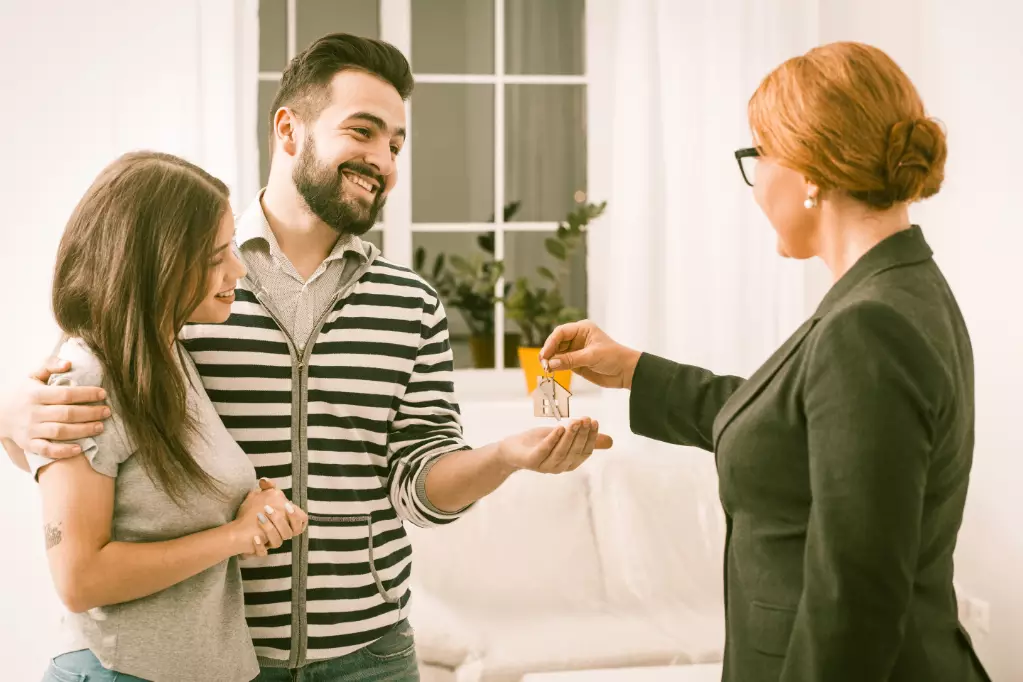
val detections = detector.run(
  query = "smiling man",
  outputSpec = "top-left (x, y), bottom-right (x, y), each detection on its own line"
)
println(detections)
top-left (2, 33), bottom-right (611, 681)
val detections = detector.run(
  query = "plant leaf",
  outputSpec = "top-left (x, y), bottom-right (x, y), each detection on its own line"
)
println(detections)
top-left (449, 254), bottom-right (473, 273)
top-left (545, 238), bottom-right (567, 260)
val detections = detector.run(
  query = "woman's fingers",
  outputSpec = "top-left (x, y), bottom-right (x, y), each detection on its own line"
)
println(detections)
top-left (285, 502), bottom-right (308, 535)
top-left (251, 533), bottom-right (269, 557)
top-left (257, 511), bottom-right (284, 548)
top-left (263, 504), bottom-right (294, 542)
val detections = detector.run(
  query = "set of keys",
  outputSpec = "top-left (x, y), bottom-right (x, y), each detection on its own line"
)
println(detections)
top-left (535, 360), bottom-right (570, 421)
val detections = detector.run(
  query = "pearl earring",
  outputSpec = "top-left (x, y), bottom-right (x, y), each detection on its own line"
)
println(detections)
top-left (803, 195), bottom-right (817, 209)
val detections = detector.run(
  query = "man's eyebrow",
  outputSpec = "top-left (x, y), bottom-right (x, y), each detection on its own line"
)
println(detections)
top-left (347, 112), bottom-right (406, 140)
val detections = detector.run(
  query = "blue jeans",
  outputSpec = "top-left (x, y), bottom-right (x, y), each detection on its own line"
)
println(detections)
top-left (42, 649), bottom-right (149, 682)
top-left (254, 619), bottom-right (419, 682)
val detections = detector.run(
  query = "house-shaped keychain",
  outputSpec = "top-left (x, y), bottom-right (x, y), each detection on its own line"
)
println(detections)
top-left (533, 374), bottom-right (572, 420)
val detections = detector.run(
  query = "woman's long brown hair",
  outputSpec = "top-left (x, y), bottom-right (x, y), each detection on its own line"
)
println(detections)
top-left (52, 151), bottom-right (230, 503)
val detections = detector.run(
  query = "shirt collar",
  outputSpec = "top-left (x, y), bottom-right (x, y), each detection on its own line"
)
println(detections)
top-left (236, 190), bottom-right (367, 265)
top-left (813, 225), bottom-right (933, 319)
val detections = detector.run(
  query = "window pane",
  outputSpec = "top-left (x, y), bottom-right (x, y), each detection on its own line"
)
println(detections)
top-left (259, 0), bottom-right (288, 71)
top-left (363, 230), bottom-right (383, 254)
top-left (503, 230), bottom-right (587, 349)
top-left (505, 0), bottom-right (585, 75)
top-left (505, 85), bottom-right (586, 222)
top-left (412, 84), bottom-right (494, 223)
top-left (413, 231), bottom-right (514, 369)
top-left (257, 79), bottom-right (279, 189)
top-left (297, 0), bottom-right (380, 55)
top-left (411, 0), bottom-right (494, 74)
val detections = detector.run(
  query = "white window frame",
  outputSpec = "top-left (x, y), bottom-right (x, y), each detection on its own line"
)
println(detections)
top-left (256, 0), bottom-right (595, 387)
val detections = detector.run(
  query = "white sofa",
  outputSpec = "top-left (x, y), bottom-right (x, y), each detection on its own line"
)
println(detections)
top-left (406, 393), bottom-right (728, 682)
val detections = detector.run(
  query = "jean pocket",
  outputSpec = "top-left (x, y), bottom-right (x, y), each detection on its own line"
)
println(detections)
top-left (749, 601), bottom-right (797, 657)
top-left (363, 620), bottom-right (416, 661)
top-left (42, 660), bottom-right (88, 682)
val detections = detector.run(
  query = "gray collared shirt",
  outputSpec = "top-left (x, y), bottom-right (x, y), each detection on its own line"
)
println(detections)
top-left (235, 195), bottom-right (378, 352)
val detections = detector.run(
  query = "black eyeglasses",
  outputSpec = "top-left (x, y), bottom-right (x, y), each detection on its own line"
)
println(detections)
top-left (735, 147), bottom-right (761, 187)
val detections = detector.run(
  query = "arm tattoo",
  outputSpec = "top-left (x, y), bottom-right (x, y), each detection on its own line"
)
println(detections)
top-left (44, 522), bottom-right (63, 550)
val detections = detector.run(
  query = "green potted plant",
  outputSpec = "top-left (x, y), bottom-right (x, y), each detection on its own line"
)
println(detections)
top-left (413, 202), bottom-right (522, 368)
top-left (504, 200), bottom-right (607, 393)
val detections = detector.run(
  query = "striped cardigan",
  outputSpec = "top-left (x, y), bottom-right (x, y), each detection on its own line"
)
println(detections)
top-left (179, 254), bottom-right (472, 667)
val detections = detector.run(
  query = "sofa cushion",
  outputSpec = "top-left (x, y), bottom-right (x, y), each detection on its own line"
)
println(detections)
top-left (407, 467), bottom-right (605, 613)
top-left (460, 608), bottom-right (724, 682)
top-left (588, 450), bottom-right (726, 614)
top-left (521, 663), bottom-right (725, 682)
top-left (419, 664), bottom-right (458, 682)
top-left (411, 588), bottom-right (480, 668)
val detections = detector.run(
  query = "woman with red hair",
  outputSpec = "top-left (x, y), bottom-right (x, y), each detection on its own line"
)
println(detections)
top-left (541, 42), bottom-right (990, 682)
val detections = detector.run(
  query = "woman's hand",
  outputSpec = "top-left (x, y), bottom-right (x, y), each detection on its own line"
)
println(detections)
top-left (497, 417), bottom-right (613, 474)
top-left (540, 320), bottom-right (643, 390)
top-left (233, 479), bottom-right (308, 558)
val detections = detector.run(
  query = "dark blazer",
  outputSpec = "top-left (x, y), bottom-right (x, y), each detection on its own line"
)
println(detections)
top-left (630, 227), bottom-right (990, 682)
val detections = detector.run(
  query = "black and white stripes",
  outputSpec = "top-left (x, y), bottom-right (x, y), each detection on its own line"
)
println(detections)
top-left (180, 257), bottom-right (471, 666)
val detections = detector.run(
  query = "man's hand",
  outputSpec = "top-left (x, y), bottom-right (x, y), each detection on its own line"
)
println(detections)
top-left (540, 320), bottom-right (642, 390)
top-left (1, 358), bottom-right (110, 458)
top-left (497, 417), bottom-right (613, 474)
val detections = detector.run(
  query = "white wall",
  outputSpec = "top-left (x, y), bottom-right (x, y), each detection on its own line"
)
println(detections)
top-left (816, 2), bottom-right (1023, 680)
top-left (0, 2), bottom-right (252, 678)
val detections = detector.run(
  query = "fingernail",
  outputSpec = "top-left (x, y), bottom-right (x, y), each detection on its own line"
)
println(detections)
top-left (285, 503), bottom-right (295, 514)
top-left (102, 408), bottom-right (111, 417)
top-left (257, 513), bottom-right (268, 524)
top-left (94, 423), bottom-right (104, 434)
top-left (71, 445), bottom-right (82, 455)
top-left (548, 359), bottom-right (562, 370)
top-left (97, 389), bottom-right (107, 400)
top-left (264, 504), bottom-right (275, 515)
top-left (254, 535), bottom-right (263, 545)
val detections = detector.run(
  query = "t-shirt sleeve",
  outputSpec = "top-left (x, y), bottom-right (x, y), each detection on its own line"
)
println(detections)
top-left (26, 340), bottom-right (135, 481)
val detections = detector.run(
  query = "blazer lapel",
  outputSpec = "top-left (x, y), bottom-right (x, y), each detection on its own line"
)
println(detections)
top-left (712, 316), bottom-right (818, 450)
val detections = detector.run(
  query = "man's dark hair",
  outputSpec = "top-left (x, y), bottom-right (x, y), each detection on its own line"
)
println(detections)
top-left (269, 33), bottom-right (414, 150)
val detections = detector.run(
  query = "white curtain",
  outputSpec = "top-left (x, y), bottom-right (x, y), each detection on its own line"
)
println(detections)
top-left (585, 0), bottom-right (819, 441)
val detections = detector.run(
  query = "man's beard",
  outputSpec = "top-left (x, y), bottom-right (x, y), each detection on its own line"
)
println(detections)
top-left (293, 136), bottom-right (386, 237)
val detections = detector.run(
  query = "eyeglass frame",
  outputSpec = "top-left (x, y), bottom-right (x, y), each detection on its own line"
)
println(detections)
top-left (734, 147), bottom-right (761, 187)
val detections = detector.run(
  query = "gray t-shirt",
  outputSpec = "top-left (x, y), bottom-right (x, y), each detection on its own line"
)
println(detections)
top-left (28, 338), bottom-right (260, 682)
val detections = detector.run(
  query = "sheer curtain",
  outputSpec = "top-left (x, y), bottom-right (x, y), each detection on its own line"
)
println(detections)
top-left (585, 0), bottom-right (818, 442)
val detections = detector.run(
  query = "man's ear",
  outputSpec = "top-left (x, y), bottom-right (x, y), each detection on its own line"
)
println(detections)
top-left (274, 107), bottom-right (301, 158)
